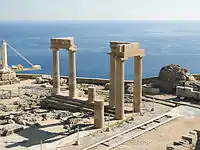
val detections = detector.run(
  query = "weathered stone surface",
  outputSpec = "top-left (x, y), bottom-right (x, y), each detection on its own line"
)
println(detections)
top-left (142, 84), bottom-right (160, 95)
top-left (0, 124), bottom-right (23, 136)
top-left (159, 64), bottom-right (194, 82)
top-left (104, 83), bottom-right (110, 90)
top-left (60, 78), bottom-right (68, 86)
top-left (155, 64), bottom-right (195, 93)
top-left (0, 120), bottom-right (8, 125)
top-left (185, 81), bottom-right (200, 92)
top-left (55, 111), bottom-right (72, 119)
top-left (125, 83), bottom-right (134, 94)
top-left (36, 77), bottom-right (43, 84)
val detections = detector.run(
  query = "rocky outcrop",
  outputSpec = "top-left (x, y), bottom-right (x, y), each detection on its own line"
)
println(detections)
top-left (154, 64), bottom-right (195, 93)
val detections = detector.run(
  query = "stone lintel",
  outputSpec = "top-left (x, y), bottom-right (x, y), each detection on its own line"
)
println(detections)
top-left (50, 37), bottom-right (76, 50)
top-left (110, 41), bottom-right (131, 49)
top-left (110, 42), bottom-right (144, 59)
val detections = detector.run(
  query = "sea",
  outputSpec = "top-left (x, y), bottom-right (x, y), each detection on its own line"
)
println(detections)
top-left (0, 20), bottom-right (200, 80)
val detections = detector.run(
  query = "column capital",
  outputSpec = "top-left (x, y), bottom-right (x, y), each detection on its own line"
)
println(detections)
top-left (107, 52), bottom-right (116, 56)
top-left (115, 56), bottom-right (127, 62)
top-left (134, 56), bottom-right (143, 59)
top-left (52, 48), bottom-right (59, 51)
top-left (68, 45), bottom-right (77, 52)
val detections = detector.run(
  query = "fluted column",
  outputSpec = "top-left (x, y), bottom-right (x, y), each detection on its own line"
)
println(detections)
top-left (115, 57), bottom-right (125, 120)
top-left (134, 56), bottom-right (142, 112)
top-left (109, 53), bottom-right (116, 107)
top-left (68, 51), bottom-right (76, 98)
top-left (52, 49), bottom-right (60, 95)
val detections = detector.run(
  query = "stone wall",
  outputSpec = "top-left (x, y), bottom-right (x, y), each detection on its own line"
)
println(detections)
top-left (176, 86), bottom-right (200, 100)
top-left (16, 74), bottom-right (159, 85)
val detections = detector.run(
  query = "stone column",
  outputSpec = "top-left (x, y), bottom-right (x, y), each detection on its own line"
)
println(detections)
top-left (109, 53), bottom-right (116, 107)
top-left (52, 49), bottom-right (60, 95)
top-left (88, 87), bottom-right (96, 102)
top-left (94, 100), bottom-right (104, 128)
top-left (68, 51), bottom-right (76, 98)
top-left (1, 40), bottom-right (8, 69)
top-left (115, 58), bottom-right (125, 120)
top-left (134, 56), bottom-right (142, 112)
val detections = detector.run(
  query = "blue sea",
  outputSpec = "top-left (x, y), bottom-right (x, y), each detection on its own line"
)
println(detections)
top-left (0, 21), bottom-right (200, 80)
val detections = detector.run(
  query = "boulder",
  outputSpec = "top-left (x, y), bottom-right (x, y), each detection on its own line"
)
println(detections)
top-left (159, 64), bottom-right (195, 82)
top-left (155, 64), bottom-right (195, 93)
top-left (125, 83), bottom-right (134, 94)
top-left (63, 116), bottom-right (81, 128)
top-left (48, 78), bottom-right (68, 86)
top-left (36, 77), bottom-right (43, 84)
top-left (56, 111), bottom-right (72, 120)
top-left (104, 83), bottom-right (110, 90)
top-left (60, 78), bottom-right (68, 86)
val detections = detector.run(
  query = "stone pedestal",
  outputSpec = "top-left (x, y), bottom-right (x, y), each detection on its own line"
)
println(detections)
top-left (109, 53), bottom-right (116, 107)
top-left (68, 51), bottom-right (76, 98)
top-left (94, 100), bottom-right (104, 128)
top-left (88, 87), bottom-right (96, 102)
top-left (52, 50), bottom-right (60, 95)
top-left (134, 56), bottom-right (142, 112)
top-left (115, 58), bottom-right (124, 120)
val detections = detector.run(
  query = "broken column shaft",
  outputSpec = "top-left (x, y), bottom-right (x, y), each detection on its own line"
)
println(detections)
top-left (94, 100), bottom-right (104, 128)
top-left (88, 87), bottom-right (96, 102)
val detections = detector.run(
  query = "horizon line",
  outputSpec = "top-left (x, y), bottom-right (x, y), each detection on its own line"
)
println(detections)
top-left (1, 19), bottom-right (200, 22)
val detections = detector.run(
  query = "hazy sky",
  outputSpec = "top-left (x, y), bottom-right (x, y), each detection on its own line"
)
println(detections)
top-left (1, 0), bottom-right (200, 20)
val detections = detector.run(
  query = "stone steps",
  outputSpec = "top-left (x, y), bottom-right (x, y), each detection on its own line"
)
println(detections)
top-left (43, 95), bottom-right (116, 116)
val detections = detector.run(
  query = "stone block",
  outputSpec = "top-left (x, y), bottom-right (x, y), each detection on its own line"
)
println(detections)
top-left (110, 41), bottom-right (144, 59)
top-left (192, 91), bottom-right (200, 100)
top-left (182, 135), bottom-right (193, 144)
top-left (94, 100), bottom-right (104, 129)
top-left (194, 129), bottom-right (200, 137)
top-left (88, 87), bottom-right (96, 102)
top-left (166, 145), bottom-right (175, 150)
top-left (50, 37), bottom-right (76, 50)
top-left (176, 86), bottom-right (193, 98)
top-left (142, 85), bottom-right (160, 95)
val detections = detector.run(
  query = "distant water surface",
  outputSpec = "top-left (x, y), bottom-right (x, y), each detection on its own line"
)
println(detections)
top-left (0, 21), bottom-right (200, 80)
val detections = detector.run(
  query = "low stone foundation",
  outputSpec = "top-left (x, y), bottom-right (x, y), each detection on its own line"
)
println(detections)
top-left (176, 86), bottom-right (200, 100)
top-left (0, 71), bottom-right (20, 85)
top-left (16, 74), bottom-right (159, 85)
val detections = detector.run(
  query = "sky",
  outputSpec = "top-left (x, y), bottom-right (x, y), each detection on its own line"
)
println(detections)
top-left (0, 0), bottom-right (200, 20)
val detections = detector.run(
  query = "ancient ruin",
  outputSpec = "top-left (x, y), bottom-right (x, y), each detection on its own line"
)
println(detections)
top-left (109, 41), bottom-right (144, 119)
top-left (0, 37), bottom-right (200, 150)
top-left (50, 37), bottom-right (77, 98)
top-left (0, 40), bottom-right (19, 84)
